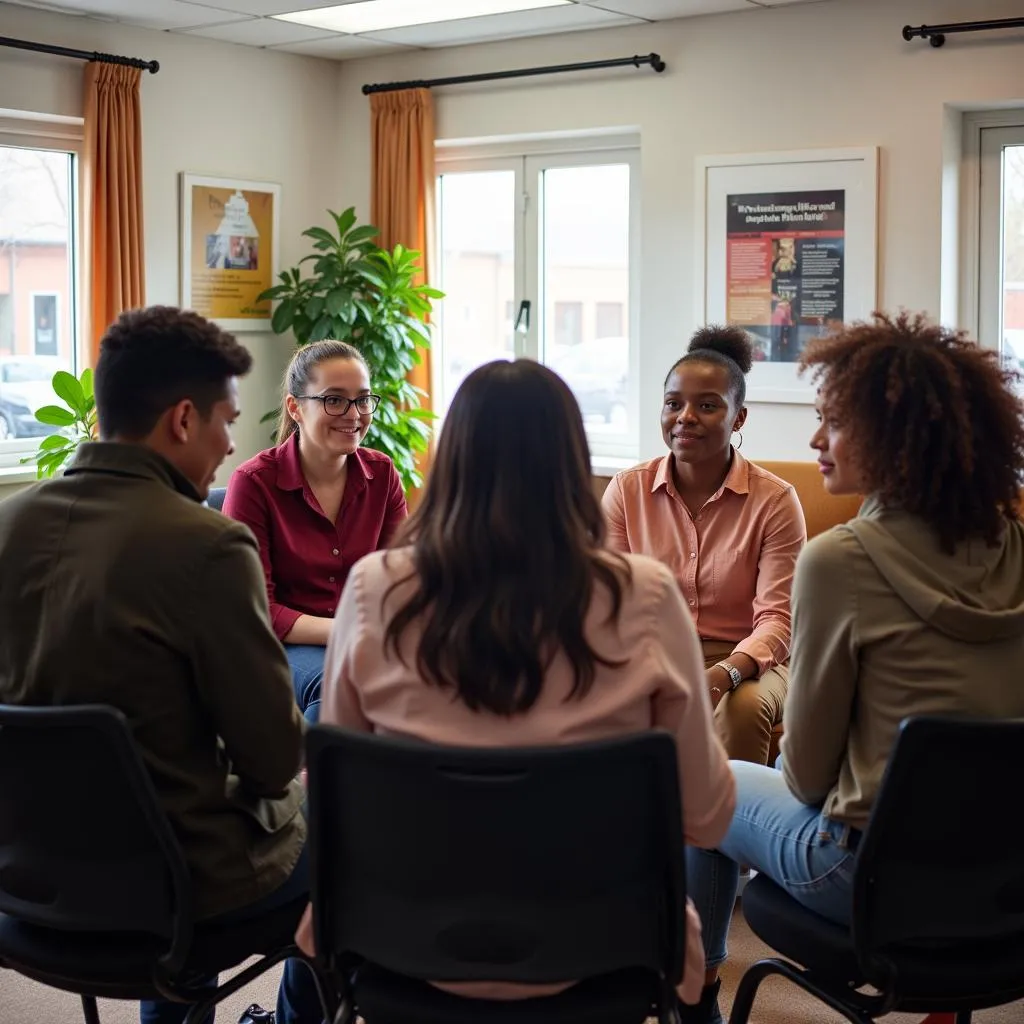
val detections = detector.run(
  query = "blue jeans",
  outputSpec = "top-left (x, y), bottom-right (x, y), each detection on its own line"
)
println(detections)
top-left (284, 644), bottom-right (325, 725)
top-left (687, 760), bottom-right (857, 970)
top-left (140, 847), bottom-right (322, 1024)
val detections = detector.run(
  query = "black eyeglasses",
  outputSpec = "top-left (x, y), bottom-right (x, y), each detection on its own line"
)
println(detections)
top-left (295, 394), bottom-right (381, 416)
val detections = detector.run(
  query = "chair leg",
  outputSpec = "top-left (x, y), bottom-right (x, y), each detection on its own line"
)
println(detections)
top-left (728, 961), bottom-right (772, 1024)
top-left (729, 959), bottom-right (873, 1024)
top-left (80, 995), bottom-right (102, 1024)
top-left (955, 1013), bottom-right (973, 1024)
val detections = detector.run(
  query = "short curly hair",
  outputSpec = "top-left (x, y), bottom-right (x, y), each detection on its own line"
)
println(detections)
top-left (799, 311), bottom-right (1024, 552)
top-left (95, 306), bottom-right (252, 439)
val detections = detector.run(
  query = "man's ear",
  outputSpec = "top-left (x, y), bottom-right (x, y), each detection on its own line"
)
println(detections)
top-left (167, 398), bottom-right (197, 444)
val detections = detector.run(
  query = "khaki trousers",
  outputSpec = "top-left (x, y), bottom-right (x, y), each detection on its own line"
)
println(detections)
top-left (702, 639), bottom-right (788, 766)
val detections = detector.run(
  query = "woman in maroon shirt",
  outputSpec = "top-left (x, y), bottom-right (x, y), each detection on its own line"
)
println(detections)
top-left (223, 340), bottom-right (407, 722)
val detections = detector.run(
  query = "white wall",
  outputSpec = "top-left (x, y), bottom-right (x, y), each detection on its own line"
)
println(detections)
top-left (0, 2), bottom-right (343, 498)
top-left (333, 0), bottom-right (1024, 463)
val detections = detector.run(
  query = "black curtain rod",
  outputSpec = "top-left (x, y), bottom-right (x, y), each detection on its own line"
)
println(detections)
top-left (362, 51), bottom-right (665, 95)
top-left (902, 16), bottom-right (1024, 48)
top-left (0, 35), bottom-right (159, 73)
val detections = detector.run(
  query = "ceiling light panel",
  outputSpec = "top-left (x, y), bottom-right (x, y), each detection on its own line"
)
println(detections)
top-left (366, 3), bottom-right (640, 46)
top-left (274, 0), bottom-right (572, 34)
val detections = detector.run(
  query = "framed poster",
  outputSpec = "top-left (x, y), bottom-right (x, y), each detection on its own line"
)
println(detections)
top-left (695, 147), bottom-right (878, 403)
top-left (180, 174), bottom-right (280, 331)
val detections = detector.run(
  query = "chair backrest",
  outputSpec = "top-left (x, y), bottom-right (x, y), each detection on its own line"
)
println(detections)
top-left (206, 487), bottom-right (227, 512)
top-left (0, 705), bottom-right (192, 962)
top-left (306, 727), bottom-right (687, 986)
top-left (853, 716), bottom-right (1024, 969)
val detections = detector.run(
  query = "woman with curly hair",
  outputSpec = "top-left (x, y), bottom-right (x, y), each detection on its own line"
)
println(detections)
top-left (685, 312), bottom-right (1024, 1024)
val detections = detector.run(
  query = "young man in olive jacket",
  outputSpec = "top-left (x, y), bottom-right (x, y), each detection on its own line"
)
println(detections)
top-left (0, 306), bottom-right (319, 1024)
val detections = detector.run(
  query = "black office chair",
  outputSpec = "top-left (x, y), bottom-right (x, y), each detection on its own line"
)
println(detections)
top-left (304, 727), bottom-right (689, 1024)
top-left (206, 486), bottom-right (227, 512)
top-left (0, 704), bottom-right (333, 1024)
top-left (732, 716), bottom-right (1024, 1024)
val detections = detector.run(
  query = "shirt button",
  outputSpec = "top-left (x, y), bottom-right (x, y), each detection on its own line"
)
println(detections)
top-left (332, 548), bottom-right (339, 556)
top-left (690, 552), bottom-right (697, 559)
top-left (328, 607), bottom-right (334, 614)
top-left (329, 576), bottom-right (335, 583)
top-left (689, 599), bottom-right (696, 607)
top-left (695, 515), bottom-right (703, 522)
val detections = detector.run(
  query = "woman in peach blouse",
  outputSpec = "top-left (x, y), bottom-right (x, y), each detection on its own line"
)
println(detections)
top-left (602, 327), bottom-right (807, 766)
top-left (297, 358), bottom-right (735, 1021)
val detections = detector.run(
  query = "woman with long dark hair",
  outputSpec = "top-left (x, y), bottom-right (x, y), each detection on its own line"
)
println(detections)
top-left (297, 358), bottom-right (735, 1018)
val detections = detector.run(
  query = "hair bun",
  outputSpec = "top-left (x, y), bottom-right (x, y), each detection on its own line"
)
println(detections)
top-left (687, 325), bottom-right (754, 375)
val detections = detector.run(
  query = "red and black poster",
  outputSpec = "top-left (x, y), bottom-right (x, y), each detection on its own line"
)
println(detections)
top-left (726, 190), bottom-right (845, 362)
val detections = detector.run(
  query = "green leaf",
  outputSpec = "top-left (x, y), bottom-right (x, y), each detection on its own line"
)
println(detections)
top-left (257, 283), bottom-right (293, 300)
top-left (271, 298), bottom-right (296, 335)
top-left (332, 208), bottom-right (358, 237)
top-left (39, 433), bottom-right (71, 451)
top-left (303, 226), bottom-right (339, 248)
top-left (325, 288), bottom-right (353, 317)
top-left (52, 371), bottom-right (85, 416)
top-left (346, 225), bottom-right (380, 245)
top-left (260, 409), bottom-right (280, 424)
top-left (80, 368), bottom-right (94, 403)
top-left (306, 295), bottom-right (325, 321)
top-left (309, 315), bottom-right (333, 342)
top-left (35, 405), bottom-right (76, 427)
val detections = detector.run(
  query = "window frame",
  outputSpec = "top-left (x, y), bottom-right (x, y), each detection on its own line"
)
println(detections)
top-left (961, 110), bottom-right (1024, 353)
top-left (0, 111), bottom-right (83, 471)
top-left (435, 134), bottom-right (641, 463)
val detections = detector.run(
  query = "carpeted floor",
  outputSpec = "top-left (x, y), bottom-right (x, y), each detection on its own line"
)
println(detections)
top-left (3, 908), bottom-right (1022, 1023)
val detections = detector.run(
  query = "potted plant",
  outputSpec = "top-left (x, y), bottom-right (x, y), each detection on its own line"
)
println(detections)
top-left (258, 208), bottom-right (441, 492)
top-left (23, 368), bottom-right (97, 478)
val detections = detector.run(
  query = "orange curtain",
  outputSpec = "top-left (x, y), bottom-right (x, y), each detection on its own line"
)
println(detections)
top-left (82, 62), bottom-right (145, 365)
top-left (369, 88), bottom-right (436, 411)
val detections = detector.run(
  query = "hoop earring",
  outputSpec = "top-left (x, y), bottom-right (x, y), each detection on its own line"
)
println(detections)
top-left (733, 430), bottom-right (743, 450)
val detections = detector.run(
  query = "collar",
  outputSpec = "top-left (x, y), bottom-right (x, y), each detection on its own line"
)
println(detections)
top-left (652, 447), bottom-right (750, 498)
top-left (274, 430), bottom-right (374, 495)
top-left (64, 442), bottom-right (202, 502)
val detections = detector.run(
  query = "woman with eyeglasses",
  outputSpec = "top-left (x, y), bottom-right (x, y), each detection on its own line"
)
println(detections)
top-left (223, 340), bottom-right (407, 723)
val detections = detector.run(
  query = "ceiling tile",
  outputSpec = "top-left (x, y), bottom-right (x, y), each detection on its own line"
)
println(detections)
top-left (180, 17), bottom-right (341, 44)
top-left (179, 0), bottom-right (356, 15)
top-left (37, 0), bottom-right (254, 29)
top-left (585, 0), bottom-right (751, 16)
top-left (266, 33), bottom-right (416, 58)
top-left (363, 4), bottom-right (644, 47)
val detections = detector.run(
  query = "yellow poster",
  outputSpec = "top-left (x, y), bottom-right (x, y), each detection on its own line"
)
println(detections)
top-left (180, 175), bottom-right (280, 330)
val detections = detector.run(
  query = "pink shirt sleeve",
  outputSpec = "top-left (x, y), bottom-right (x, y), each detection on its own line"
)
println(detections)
top-left (650, 568), bottom-right (736, 848)
top-left (222, 468), bottom-right (302, 642)
top-left (601, 474), bottom-right (630, 552)
top-left (379, 461), bottom-right (409, 550)
top-left (319, 562), bottom-right (373, 732)
top-left (732, 487), bottom-right (806, 675)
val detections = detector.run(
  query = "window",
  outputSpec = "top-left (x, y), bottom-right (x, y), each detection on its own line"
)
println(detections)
top-left (0, 113), bottom-right (81, 459)
top-left (32, 293), bottom-right (59, 356)
top-left (977, 121), bottom-right (1024, 367)
top-left (596, 301), bottom-right (624, 339)
top-left (435, 142), bottom-right (639, 459)
top-left (553, 301), bottom-right (583, 347)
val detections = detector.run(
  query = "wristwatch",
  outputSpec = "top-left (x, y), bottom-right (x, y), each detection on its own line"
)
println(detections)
top-left (716, 660), bottom-right (743, 690)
